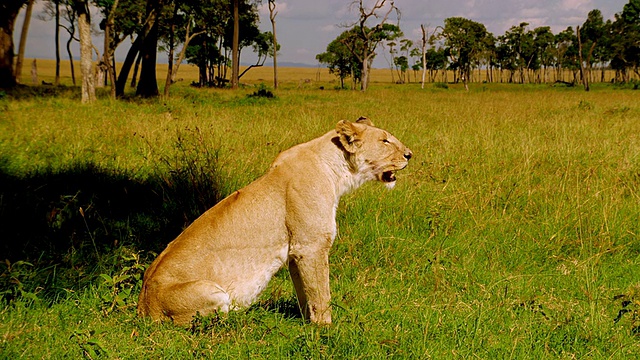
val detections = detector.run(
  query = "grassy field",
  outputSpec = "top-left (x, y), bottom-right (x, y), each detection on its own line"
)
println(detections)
top-left (1, 62), bottom-right (640, 358)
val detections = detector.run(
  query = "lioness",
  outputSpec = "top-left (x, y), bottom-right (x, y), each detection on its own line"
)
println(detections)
top-left (138, 117), bottom-right (412, 325)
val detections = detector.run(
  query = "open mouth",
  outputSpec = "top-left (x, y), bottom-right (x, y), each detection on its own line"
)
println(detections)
top-left (381, 170), bottom-right (397, 183)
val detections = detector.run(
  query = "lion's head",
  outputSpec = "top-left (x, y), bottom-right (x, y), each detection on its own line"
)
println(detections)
top-left (336, 117), bottom-right (412, 189)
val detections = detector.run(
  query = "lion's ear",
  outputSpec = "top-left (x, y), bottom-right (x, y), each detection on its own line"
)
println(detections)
top-left (356, 116), bottom-right (374, 126)
top-left (336, 120), bottom-right (363, 153)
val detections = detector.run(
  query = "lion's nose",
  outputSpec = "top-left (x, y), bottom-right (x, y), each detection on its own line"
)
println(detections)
top-left (404, 149), bottom-right (412, 160)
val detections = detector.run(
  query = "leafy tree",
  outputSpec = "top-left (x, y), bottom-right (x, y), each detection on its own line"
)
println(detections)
top-left (533, 26), bottom-right (555, 83)
top-left (181, 0), bottom-right (266, 87)
top-left (556, 27), bottom-right (580, 83)
top-left (316, 29), bottom-right (361, 89)
top-left (424, 47), bottom-right (447, 82)
top-left (95, 0), bottom-right (146, 97)
top-left (578, 9), bottom-right (605, 89)
top-left (440, 17), bottom-right (489, 89)
top-left (115, 0), bottom-right (164, 96)
top-left (393, 55), bottom-right (408, 83)
top-left (610, 0), bottom-right (640, 81)
top-left (0, 0), bottom-right (29, 88)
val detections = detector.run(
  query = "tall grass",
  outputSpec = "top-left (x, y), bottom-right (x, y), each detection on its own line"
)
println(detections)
top-left (1, 79), bottom-right (639, 358)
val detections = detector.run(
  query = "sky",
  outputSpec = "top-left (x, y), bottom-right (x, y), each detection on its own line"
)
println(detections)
top-left (14, 0), bottom-right (630, 69)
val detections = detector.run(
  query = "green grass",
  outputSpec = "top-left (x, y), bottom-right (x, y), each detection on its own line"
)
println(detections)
top-left (1, 81), bottom-right (639, 358)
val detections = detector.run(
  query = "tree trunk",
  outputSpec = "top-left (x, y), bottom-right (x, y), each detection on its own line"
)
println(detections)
top-left (171, 21), bottom-right (204, 82)
top-left (136, 19), bottom-right (160, 97)
top-left (55, 1), bottom-right (61, 85)
top-left (116, 2), bottom-right (158, 97)
top-left (164, 3), bottom-right (177, 98)
top-left (103, 0), bottom-right (119, 99)
top-left (269, 0), bottom-right (278, 89)
top-left (576, 26), bottom-right (589, 92)
top-left (361, 53), bottom-right (369, 91)
top-left (14, 0), bottom-right (34, 84)
top-left (0, 26), bottom-right (16, 88)
top-left (231, 0), bottom-right (239, 89)
top-left (66, 33), bottom-right (76, 86)
top-left (77, 0), bottom-right (96, 102)
top-left (0, 1), bottom-right (26, 88)
top-left (131, 52), bottom-right (142, 88)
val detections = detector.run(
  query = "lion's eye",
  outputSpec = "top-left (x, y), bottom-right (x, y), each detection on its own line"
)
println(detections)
top-left (382, 139), bottom-right (390, 144)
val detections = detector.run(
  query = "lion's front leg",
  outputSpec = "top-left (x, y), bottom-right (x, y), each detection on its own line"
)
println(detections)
top-left (288, 245), bottom-right (332, 324)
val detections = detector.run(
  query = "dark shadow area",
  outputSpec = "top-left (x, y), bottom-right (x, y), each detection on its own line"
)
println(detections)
top-left (1, 84), bottom-right (81, 100)
top-left (0, 147), bottom-right (224, 301)
top-left (252, 297), bottom-right (303, 320)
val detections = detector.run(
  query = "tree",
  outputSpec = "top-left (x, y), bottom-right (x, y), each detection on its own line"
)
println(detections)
top-left (74, 0), bottom-right (96, 102)
top-left (136, 0), bottom-right (166, 97)
top-left (347, 0), bottom-right (401, 91)
top-left (115, 0), bottom-right (163, 96)
top-left (555, 27), bottom-right (579, 83)
top-left (440, 17), bottom-right (489, 90)
top-left (41, 0), bottom-right (80, 86)
top-left (231, 0), bottom-right (239, 89)
top-left (182, 0), bottom-right (267, 87)
top-left (167, 0), bottom-right (223, 84)
top-left (397, 38), bottom-right (412, 82)
top-left (610, 0), bottom-right (640, 81)
top-left (316, 29), bottom-right (360, 89)
top-left (162, 0), bottom-right (177, 97)
top-left (420, 24), bottom-right (427, 88)
top-left (268, 0), bottom-right (278, 89)
top-left (0, 0), bottom-right (29, 88)
top-left (578, 10), bottom-right (605, 90)
top-left (96, 0), bottom-right (122, 98)
top-left (533, 26), bottom-right (555, 83)
top-left (14, 0), bottom-right (34, 84)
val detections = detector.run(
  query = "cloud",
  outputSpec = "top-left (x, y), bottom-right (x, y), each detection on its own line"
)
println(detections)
top-left (560, 0), bottom-right (593, 11)
top-left (320, 24), bottom-right (337, 33)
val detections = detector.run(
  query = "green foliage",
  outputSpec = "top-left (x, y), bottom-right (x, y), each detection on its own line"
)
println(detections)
top-left (70, 329), bottom-right (110, 359)
top-left (97, 249), bottom-right (146, 315)
top-left (0, 260), bottom-right (38, 303)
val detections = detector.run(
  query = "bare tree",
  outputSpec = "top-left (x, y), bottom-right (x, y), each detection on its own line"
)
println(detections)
top-left (420, 24), bottom-right (427, 89)
top-left (577, 26), bottom-right (589, 91)
top-left (348, 0), bottom-right (400, 91)
top-left (14, 0), bottom-right (34, 84)
top-left (268, 0), bottom-right (278, 89)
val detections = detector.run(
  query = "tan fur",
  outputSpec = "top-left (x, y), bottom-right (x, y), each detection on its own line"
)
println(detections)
top-left (137, 117), bottom-right (412, 325)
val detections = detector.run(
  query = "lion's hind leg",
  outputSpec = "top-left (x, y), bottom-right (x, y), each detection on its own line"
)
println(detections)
top-left (159, 280), bottom-right (232, 324)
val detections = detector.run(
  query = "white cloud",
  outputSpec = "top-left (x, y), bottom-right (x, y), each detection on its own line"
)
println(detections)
top-left (560, 0), bottom-right (594, 11)
top-left (320, 24), bottom-right (337, 33)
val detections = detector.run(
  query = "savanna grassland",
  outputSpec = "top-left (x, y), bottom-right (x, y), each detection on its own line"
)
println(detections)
top-left (1, 61), bottom-right (639, 358)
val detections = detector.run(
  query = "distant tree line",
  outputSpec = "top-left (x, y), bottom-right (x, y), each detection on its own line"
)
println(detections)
top-left (1, 0), bottom-right (278, 100)
top-left (318, 0), bottom-right (640, 91)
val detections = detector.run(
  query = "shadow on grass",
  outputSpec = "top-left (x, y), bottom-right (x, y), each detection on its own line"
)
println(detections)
top-left (0, 143), bottom-right (224, 300)
top-left (252, 297), bottom-right (303, 320)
